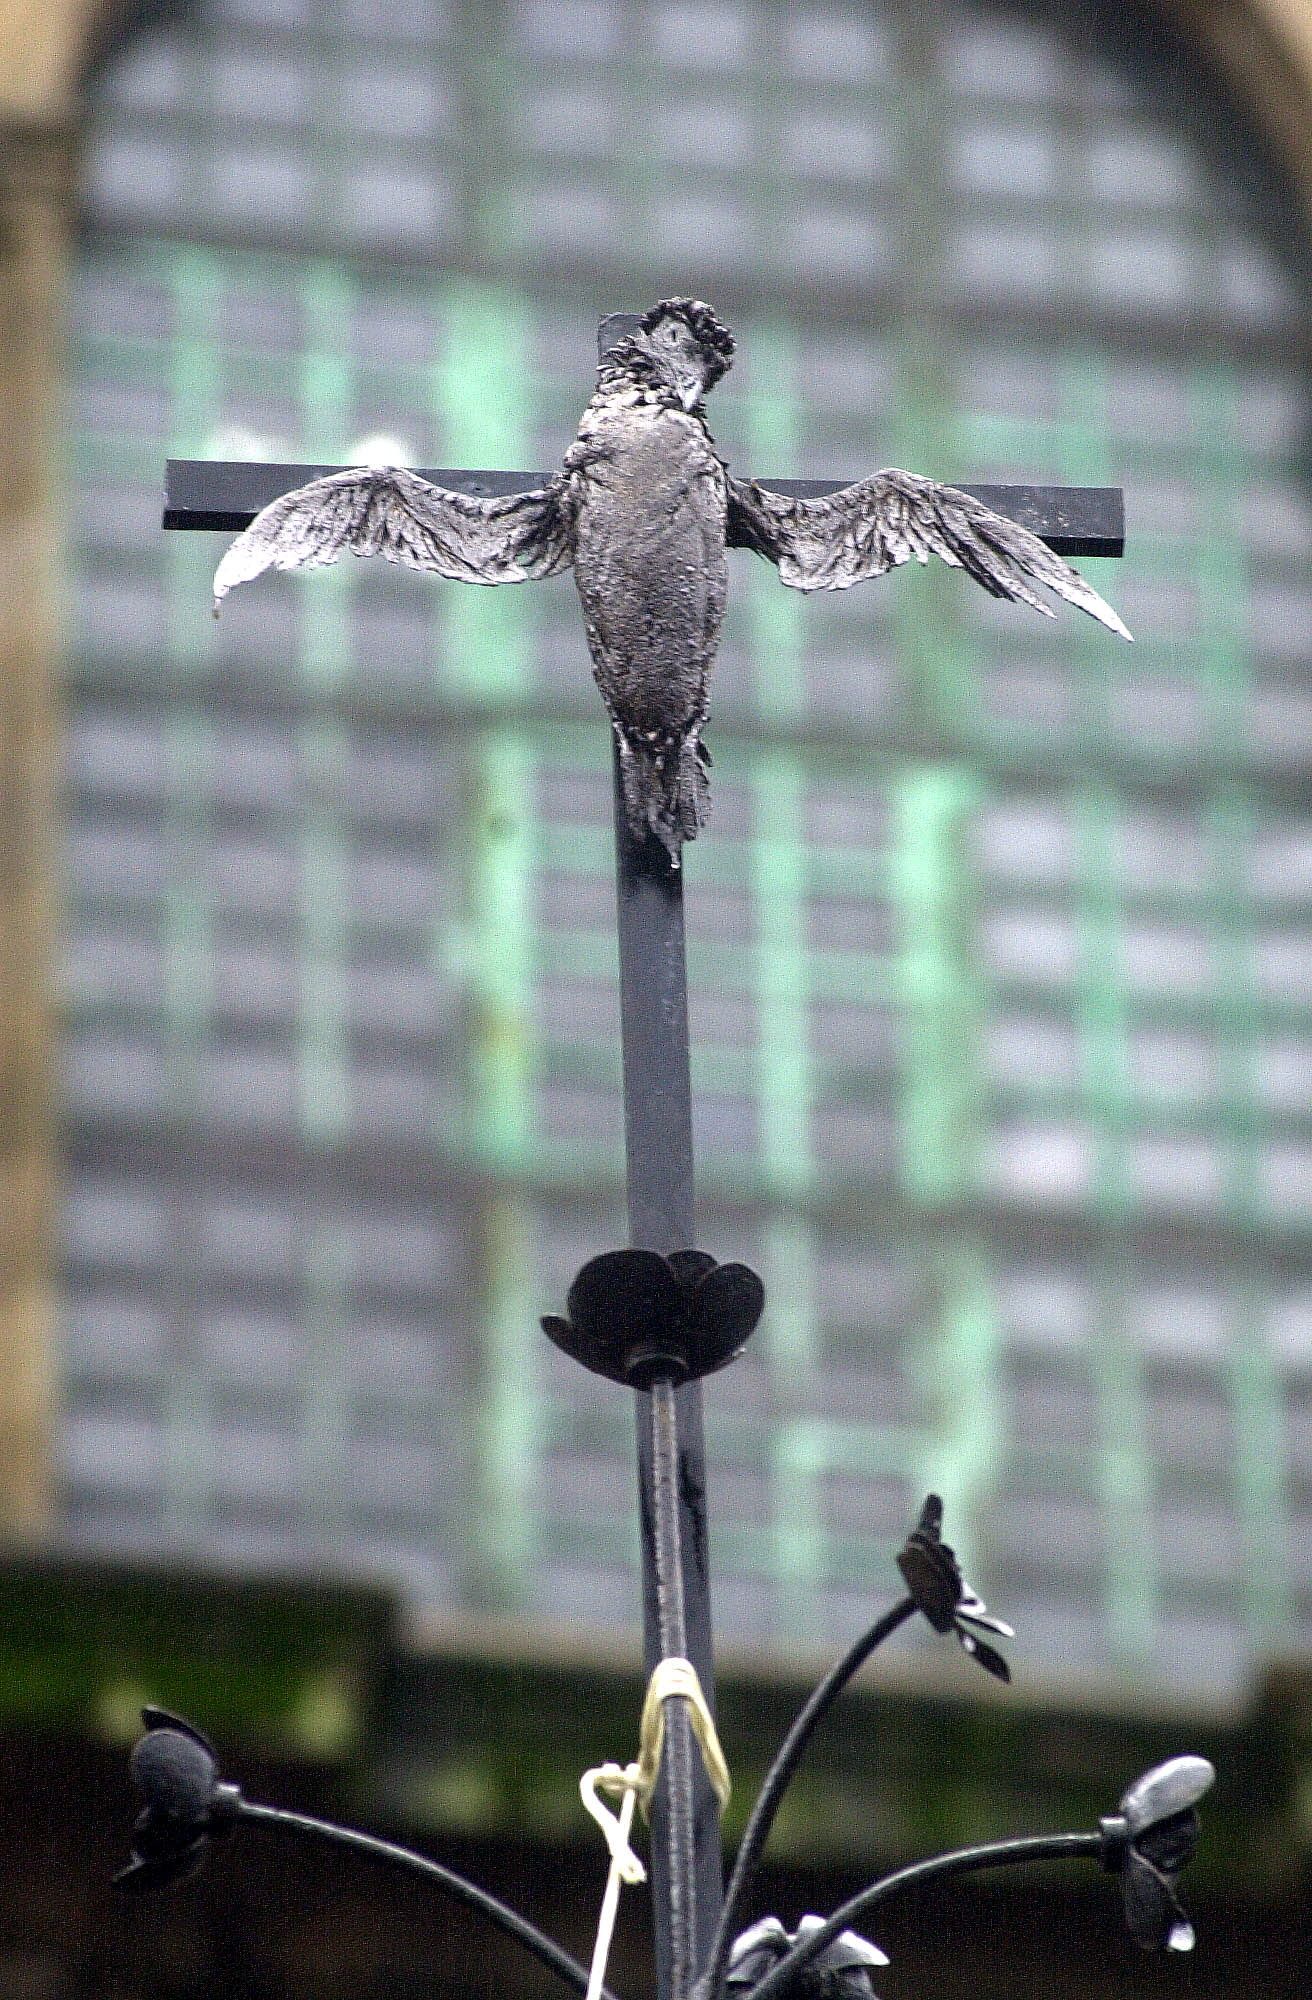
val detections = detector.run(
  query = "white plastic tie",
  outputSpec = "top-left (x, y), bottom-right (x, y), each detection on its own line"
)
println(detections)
top-left (580, 1657), bottom-right (731, 2000)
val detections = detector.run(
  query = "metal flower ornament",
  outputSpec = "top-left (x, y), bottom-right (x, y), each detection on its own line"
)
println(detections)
top-left (896, 1493), bottom-right (1014, 1682)
top-left (726, 1917), bottom-right (889, 2000)
top-left (541, 1248), bottom-right (765, 1387)
top-left (115, 1709), bottom-right (238, 1894)
top-left (1100, 1757), bottom-right (1216, 1953)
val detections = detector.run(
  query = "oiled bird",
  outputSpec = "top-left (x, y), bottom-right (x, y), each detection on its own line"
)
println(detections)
top-left (213, 298), bottom-right (1131, 861)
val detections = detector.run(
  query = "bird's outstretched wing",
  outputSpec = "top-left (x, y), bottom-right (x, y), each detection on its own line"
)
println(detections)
top-left (726, 466), bottom-right (1131, 639)
top-left (213, 465), bottom-right (572, 612)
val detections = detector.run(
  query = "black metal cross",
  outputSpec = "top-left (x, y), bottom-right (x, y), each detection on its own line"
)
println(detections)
top-left (162, 312), bottom-right (1125, 2000)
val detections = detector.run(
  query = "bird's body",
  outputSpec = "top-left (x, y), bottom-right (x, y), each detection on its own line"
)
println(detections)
top-left (212, 297), bottom-right (1130, 862)
top-left (565, 373), bottom-right (728, 849)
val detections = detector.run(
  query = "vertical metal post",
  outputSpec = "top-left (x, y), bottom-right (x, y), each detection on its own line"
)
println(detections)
top-left (613, 754), bottom-right (724, 2000)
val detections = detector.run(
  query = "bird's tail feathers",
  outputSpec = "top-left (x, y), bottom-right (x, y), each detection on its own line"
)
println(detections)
top-left (616, 730), bottom-right (711, 865)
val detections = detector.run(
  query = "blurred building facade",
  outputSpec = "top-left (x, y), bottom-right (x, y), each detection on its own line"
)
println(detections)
top-left (0, 1), bottom-right (1310, 1997)
top-left (34, 0), bottom-right (1312, 1696)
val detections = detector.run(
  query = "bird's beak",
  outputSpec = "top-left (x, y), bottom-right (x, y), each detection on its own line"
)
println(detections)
top-left (676, 372), bottom-right (704, 412)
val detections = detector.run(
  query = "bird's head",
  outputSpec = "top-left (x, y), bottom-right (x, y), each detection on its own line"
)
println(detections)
top-left (621, 299), bottom-right (736, 410)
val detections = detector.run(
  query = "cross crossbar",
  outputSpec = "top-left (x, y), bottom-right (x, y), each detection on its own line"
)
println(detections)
top-left (162, 457), bottom-right (1124, 559)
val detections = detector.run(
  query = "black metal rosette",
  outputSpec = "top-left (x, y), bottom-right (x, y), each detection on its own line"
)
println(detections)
top-left (896, 1494), bottom-right (1014, 1682)
top-left (542, 1248), bottom-right (765, 1387)
top-left (726, 1916), bottom-right (889, 2000)
top-left (1099, 1757), bottom-right (1215, 1952)
top-left (114, 1708), bottom-right (241, 1892)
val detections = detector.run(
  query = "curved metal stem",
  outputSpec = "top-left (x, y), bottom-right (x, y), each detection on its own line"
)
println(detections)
top-left (236, 1799), bottom-right (615, 2000)
top-left (743, 1832), bottom-right (1104, 2000)
top-left (700, 1596), bottom-right (916, 2000)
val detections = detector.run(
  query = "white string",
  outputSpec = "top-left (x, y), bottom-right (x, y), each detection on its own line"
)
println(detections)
top-left (581, 1763), bottom-right (647, 1887)
top-left (579, 1658), bottom-right (731, 2000)
top-left (580, 1775), bottom-right (641, 2000)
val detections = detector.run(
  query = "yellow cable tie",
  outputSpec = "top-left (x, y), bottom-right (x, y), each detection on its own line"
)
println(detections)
top-left (634, 1655), bottom-right (731, 1815)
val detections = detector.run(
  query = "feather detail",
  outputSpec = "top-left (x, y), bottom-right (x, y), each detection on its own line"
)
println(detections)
top-left (727, 466), bottom-right (1132, 639)
top-left (213, 464), bottom-right (572, 612)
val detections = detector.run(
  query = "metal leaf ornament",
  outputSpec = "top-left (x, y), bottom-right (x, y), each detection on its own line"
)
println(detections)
top-left (542, 1248), bottom-right (764, 1388)
top-left (1100, 1757), bottom-right (1215, 1952)
top-left (726, 1916), bottom-right (889, 2000)
top-left (896, 1494), bottom-right (1014, 1682)
top-left (114, 1708), bottom-right (240, 1892)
